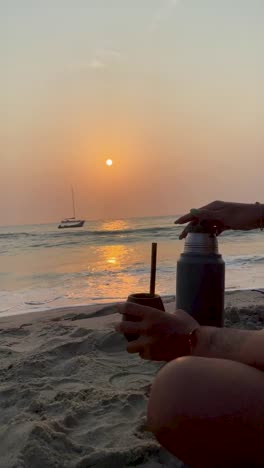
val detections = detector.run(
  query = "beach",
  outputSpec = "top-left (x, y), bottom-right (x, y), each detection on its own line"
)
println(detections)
top-left (0, 290), bottom-right (263, 468)
top-left (3, 0), bottom-right (264, 465)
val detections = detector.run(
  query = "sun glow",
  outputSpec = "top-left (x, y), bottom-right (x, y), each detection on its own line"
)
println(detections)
top-left (106, 159), bottom-right (113, 166)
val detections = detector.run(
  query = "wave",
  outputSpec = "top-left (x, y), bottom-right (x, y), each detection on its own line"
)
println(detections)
top-left (225, 255), bottom-right (264, 266)
top-left (0, 225), bottom-right (260, 254)
top-left (221, 230), bottom-right (259, 238)
top-left (24, 296), bottom-right (62, 306)
top-left (0, 232), bottom-right (37, 239)
top-left (0, 225), bottom-right (175, 238)
top-left (1, 225), bottom-right (259, 241)
top-left (0, 225), bottom-right (179, 248)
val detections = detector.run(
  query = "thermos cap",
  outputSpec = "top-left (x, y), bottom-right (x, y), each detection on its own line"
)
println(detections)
top-left (184, 232), bottom-right (219, 254)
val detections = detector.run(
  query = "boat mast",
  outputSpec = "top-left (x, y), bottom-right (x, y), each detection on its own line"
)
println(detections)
top-left (71, 185), bottom-right (76, 219)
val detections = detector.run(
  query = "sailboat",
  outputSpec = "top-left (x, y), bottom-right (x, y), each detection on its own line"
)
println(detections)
top-left (58, 187), bottom-right (85, 229)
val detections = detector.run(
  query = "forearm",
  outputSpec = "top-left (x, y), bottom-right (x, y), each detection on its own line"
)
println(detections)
top-left (192, 326), bottom-right (264, 371)
top-left (243, 202), bottom-right (263, 230)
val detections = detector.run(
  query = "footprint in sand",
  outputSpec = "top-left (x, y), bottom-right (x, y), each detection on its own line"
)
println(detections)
top-left (96, 331), bottom-right (126, 354)
top-left (110, 372), bottom-right (153, 391)
top-left (0, 327), bottom-right (31, 337)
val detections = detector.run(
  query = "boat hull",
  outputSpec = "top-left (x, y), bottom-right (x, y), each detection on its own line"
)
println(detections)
top-left (58, 220), bottom-right (85, 229)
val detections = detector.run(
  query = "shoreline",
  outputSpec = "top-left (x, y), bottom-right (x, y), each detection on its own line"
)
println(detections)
top-left (0, 289), bottom-right (263, 329)
top-left (1, 287), bottom-right (263, 321)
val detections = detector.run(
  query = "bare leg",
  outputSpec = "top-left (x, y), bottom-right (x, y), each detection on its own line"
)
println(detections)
top-left (147, 357), bottom-right (264, 467)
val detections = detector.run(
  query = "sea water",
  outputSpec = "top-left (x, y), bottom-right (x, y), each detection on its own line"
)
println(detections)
top-left (0, 216), bottom-right (263, 316)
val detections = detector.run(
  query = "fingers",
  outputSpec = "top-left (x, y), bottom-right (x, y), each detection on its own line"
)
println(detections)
top-left (114, 319), bottom-right (149, 354)
top-left (115, 321), bottom-right (145, 335)
top-left (117, 302), bottom-right (161, 319)
top-left (175, 213), bottom-right (194, 225)
top-left (175, 208), bottom-right (218, 225)
top-left (175, 201), bottom-right (225, 225)
top-left (175, 208), bottom-right (203, 224)
top-left (115, 319), bottom-right (149, 353)
top-left (176, 207), bottom-right (226, 239)
top-left (179, 225), bottom-right (190, 239)
top-left (127, 336), bottom-right (150, 354)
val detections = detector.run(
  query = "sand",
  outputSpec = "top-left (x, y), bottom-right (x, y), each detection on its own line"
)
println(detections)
top-left (0, 290), bottom-right (263, 468)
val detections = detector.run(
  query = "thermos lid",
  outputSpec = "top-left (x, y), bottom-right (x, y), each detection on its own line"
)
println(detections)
top-left (184, 223), bottom-right (218, 255)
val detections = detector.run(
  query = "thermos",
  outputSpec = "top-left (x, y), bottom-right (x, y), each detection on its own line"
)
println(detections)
top-left (176, 225), bottom-right (225, 327)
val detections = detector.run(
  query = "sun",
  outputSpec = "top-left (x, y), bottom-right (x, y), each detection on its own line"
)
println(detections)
top-left (106, 159), bottom-right (113, 167)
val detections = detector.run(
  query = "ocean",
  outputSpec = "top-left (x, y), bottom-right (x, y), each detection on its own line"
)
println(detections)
top-left (0, 216), bottom-right (263, 317)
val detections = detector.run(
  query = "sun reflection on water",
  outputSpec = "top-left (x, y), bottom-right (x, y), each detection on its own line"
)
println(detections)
top-left (100, 219), bottom-right (129, 232)
top-left (83, 243), bottom-right (149, 300)
top-left (107, 257), bottom-right (117, 264)
top-left (96, 244), bottom-right (131, 270)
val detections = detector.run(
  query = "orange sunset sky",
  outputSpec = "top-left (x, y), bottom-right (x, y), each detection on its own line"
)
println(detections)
top-left (1, 1), bottom-right (264, 225)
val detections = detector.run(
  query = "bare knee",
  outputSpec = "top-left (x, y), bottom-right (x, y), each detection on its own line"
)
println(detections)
top-left (147, 356), bottom-right (264, 467)
top-left (147, 356), bottom-right (204, 465)
top-left (147, 356), bottom-right (198, 433)
top-left (147, 355), bottom-right (264, 430)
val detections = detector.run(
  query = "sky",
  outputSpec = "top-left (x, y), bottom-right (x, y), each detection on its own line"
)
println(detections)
top-left (1, 0), bottom-right (264, 225)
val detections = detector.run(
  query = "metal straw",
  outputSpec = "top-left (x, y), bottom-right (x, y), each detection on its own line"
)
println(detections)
top-left (150, 242), bottom-right (157, 295)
